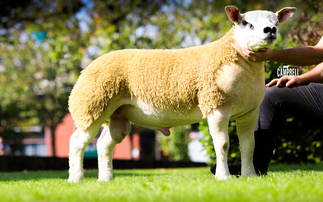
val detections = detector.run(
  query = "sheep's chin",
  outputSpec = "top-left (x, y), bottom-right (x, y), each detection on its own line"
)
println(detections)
top-left (247, 42), bottom-right (275, 51)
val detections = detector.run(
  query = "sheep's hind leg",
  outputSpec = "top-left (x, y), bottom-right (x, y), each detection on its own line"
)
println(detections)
top-left (97, 113), bottom-right (130, 182)
top-left (68, 126), bottom-right (100, 183)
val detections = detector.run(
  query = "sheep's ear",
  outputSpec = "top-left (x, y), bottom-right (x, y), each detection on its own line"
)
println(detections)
top-left (225, 5), bottom-right (242, 24)
top-left (276, 7), bottom-right (297, 24)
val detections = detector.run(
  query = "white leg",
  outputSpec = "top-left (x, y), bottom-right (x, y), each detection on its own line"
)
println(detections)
top-left (207, 108), bottom-right (231, 180)
top-left (68, 126), bottom-right (99, 183)
top-left (236, 109), bottom-right (258, 178)
top-left (97, 113), bottom-right (130, 182)
top-left (97, 126), bottom-right (116, 181)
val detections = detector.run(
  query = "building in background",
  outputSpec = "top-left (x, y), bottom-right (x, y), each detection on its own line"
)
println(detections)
top-left (16, 113), bottom-right (208, 162)
top-left (21, 113), bottom-right (154, 160)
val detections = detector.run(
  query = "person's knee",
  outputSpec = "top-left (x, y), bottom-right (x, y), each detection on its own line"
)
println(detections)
top-left (265, 86), bottom-right (279, 99)
top-left (262, 85), bottom-right (287, 108)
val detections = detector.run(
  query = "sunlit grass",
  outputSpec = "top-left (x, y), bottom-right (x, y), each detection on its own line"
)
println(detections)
top-left (0, 164), bottom-right (323, 202)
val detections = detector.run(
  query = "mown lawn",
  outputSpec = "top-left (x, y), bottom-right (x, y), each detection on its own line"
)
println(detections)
top-left (0, 164), bottom-right (323, 202)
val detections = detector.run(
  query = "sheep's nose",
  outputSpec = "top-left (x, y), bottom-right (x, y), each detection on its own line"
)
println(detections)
top-left (264, 27), bottom-right (277, 34)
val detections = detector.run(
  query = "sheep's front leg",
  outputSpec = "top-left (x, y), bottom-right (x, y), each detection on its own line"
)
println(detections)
top-left (207, 108), bottom-right (231, 180)
top-left (236, 109), bottom-right (258, 178)
top-left (68, 127), bottom-right (99, 183)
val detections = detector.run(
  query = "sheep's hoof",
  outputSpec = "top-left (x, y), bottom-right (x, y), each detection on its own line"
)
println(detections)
top-left (67, 173), bottom-right (84, 183)
top-left (98, 175), bottom-right (113, 182)
top-left (241, 172), bottom-right (258, 178)
top-left (67, 177), bottom-right (83, 183)
top-left (241, 168), bottom-right (258, 178)
top-left (215, 174), bottom-right (231, 180)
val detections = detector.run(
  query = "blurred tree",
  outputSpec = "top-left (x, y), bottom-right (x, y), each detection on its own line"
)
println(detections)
top-left (0, 0), bottom-right (84, 38)
top-left (0, 0), bottom-right (170, 156)
top-left (0, 0), bottom-right (85, 155)
top-left (0, 17), bottom-right (84, 156)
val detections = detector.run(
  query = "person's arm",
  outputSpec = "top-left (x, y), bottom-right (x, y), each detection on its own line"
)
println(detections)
top-left (266, 62), bottom-right (323, 87)
top-left (241, 36), bottom-right (323, 66)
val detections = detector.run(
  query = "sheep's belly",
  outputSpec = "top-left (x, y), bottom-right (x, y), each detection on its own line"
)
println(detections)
top-left (117, 97), bottom-right (205, 129)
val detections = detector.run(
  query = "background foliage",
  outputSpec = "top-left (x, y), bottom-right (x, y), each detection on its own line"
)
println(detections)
top-left (158, 125), bottom-right (191, 161)
top-left (0, 0), bottom-right (322, 163)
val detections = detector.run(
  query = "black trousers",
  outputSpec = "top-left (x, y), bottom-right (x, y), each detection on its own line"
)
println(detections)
top-left (253, 83), bottom-right (323, 174)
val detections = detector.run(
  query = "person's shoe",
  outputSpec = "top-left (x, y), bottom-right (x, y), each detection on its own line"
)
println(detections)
top-left (210, 163), bottom-right (241, 175)
top-left (253, 163), bottom-right (268, 176)
top-left (210, 163), bottom-right (216, 175)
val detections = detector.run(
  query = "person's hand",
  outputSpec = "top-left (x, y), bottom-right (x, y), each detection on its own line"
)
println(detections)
top-left (266, 76), bottom-right (302, 87)
top-left (240, 47), bottom-right (272, 62)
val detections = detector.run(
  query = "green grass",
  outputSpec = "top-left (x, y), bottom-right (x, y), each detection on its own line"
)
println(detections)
top-left (0, 164), bottom-right (323, 202)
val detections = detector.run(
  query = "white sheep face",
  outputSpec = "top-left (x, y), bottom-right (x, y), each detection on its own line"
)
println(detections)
top-left (236, 11), bottom-right (279, 50)
top-left (225, 6), bottom-right (297, 51)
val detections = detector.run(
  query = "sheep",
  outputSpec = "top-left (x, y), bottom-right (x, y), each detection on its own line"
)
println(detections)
top-left (67, 5), bottom-right (296, 182)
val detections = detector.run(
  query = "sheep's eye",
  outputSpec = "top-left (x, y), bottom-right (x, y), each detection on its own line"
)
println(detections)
top-left (242, 20), bottom-right (254, 30)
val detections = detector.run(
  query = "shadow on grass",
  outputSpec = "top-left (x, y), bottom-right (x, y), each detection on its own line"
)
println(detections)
top-left (0, 169), bottom-right (168, 182)
top-left (268, 163), bottom-right (323, 173)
